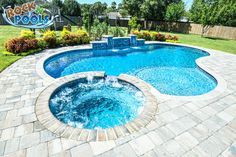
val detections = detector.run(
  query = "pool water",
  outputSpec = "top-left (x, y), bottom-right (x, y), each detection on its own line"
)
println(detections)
top-left (49, 77), bottom-right (145, 129)
top-left (45, 44), bottom-right (217, 96)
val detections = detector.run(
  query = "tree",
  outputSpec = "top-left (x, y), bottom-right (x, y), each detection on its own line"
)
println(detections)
top-left (190, 0), bottom-right (205, 23)
top-left (216, 0), bottom-right (236, 27)
top-left (122, 0), bottom-right (143, 17)
top-left (190, 0), bottom-right (236, 27)
top-left (111, 1), bottom-right (117, 11)
top-left (62, 0), bottom-right (81, 16)
top-left (91, 2), bottom-right (107, 17)
top-left (0, 0), bottom-right (17, 12)
top-left (52, 0), bottom-right (63, 9)
top-left (118, 3), bottom-right (123, 10)
top-left (119, 9), bottom-right (129, 17)
top-left (81, 4), bottom-right (94, 35)
top-left (141, 0), bottom-right (165, 20)
top-left (165, 1), bottom-right (185, 21)
top-left (190, 0), bottom-right (221, 36)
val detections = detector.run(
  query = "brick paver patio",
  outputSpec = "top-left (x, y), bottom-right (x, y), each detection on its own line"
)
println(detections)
top-left (0, 44), bottom-right (236, 157)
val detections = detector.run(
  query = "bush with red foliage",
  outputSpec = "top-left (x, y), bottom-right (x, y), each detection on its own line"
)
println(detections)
top-left (156, 33), bottom-right (166, 41)
top-left (62, 33), bottom-right (79, 46)
top-left (165, 34), bottom-right (179, 41)
top-left (5, 38), bottom-right (38, 54)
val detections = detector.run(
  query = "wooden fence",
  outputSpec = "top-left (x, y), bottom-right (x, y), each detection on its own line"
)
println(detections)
top-left (108, 19), bottom-right (236, 40)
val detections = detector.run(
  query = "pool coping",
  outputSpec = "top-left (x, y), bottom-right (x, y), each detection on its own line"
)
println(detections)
top-left (35, 71), bottom-right (158, 141)
top-left (35, 42), bottom-right (227, 101)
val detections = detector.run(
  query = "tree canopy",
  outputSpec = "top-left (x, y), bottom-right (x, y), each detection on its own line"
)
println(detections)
top-left (62, 0), bottom-right (81, 16)
top-left (165, 1), bottom-right (185, 21)
top-left (122, 0), bottom-right (183, 21)
top-left (122, 0), bottom-right (143, 17)
top-left (190, 0), bottom-right (236, 27)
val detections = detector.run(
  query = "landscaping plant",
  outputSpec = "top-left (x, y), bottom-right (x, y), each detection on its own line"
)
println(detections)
top-left (5, 38), bottom-right (38, 54)
top-left (43, 30), bottom-right (57, 48)
top-left (20, 30), bottom-right (35, 39)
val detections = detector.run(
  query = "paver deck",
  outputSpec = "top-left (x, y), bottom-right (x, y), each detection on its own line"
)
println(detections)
top-left (0, 43), bottom-right (236, 157)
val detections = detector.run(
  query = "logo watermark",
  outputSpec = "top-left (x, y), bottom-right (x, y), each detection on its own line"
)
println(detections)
top-left (2, 1), bottom-right (58, 29)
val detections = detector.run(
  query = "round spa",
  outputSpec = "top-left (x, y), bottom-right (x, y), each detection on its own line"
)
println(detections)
top-left (35, 72), bottom-right (158, 141)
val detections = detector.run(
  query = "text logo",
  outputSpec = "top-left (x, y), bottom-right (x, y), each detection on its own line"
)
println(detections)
top-left (2, 1), bottom-right (58, 29)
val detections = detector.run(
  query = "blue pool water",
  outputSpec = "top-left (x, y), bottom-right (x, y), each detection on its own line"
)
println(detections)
top-left (45, 44), bottom-right (217, 96)
top-left (49, 77), bottom-right (144, 129)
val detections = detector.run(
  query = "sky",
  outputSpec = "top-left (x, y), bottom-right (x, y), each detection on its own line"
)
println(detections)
top-left (78, 0), bottom-right (193, 10)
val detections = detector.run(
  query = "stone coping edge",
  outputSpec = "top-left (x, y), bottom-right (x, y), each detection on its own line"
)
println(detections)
top-left (35, 71), bottom-right (159, 142)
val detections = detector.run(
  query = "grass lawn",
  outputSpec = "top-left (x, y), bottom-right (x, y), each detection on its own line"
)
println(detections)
top-left (0, 25), bottom-right (236, 72)
top-left (161, 32), bottom-right (236, 54)
top-left (0, 26), bottom-right (27, 72)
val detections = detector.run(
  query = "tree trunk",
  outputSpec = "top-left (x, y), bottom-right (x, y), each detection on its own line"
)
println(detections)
top-left (201, 26), bottom-right (204, 37)
top-left (144, 19), bottom-right (147, 30)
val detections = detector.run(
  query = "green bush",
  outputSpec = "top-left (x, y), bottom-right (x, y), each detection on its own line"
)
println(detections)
top-left (20, 30), bottom-right (35, 39)
top-left (60, 29), bottom-right (90, 46)
top-left (5, 38), bottom-right (38, 54)
top-left (91, 19), bottom-right (108, 40)
top-left (109, 27), bottom-right (126, 37)
top-left (37, 39), bottom-right (48, 49)
top-left (43, 30), bottom-right (57, 48)
top-left (77, 29), bottom-right (90, 44)
top-left (77, 29), bottom-right (89, 37)
top-left (60, 28), bottom-right (71, 39)
top-left (132, 30), bottom-right (178, 42)
top-left (128, 17), bottom-right (141, 31)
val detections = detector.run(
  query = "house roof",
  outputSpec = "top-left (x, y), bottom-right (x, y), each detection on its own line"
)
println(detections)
top-left (107, 12), bottom-right (122, 19)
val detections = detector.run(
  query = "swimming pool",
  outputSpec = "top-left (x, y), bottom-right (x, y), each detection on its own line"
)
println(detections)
top-left (49, 76), bottom-right (145, 129)
top-left (44, 44), bottom-right (217, 96)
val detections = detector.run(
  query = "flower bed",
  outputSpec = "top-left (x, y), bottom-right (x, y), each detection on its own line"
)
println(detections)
top-left (4, 28), bottom-right (90, 55)
top-left (132, 30), bottom-right (178, 42)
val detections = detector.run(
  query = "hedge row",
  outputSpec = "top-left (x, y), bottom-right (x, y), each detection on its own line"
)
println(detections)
top-left (132, 30), bottom-right (178, 42)
top-left (5, 29), bottom-right (90, 54)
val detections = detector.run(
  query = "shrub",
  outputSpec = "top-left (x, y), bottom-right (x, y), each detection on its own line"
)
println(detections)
top-left (156, 33), bottom-right (166, 41)
top-left (43, 30), bottom-right (57, 48)
top-left (77, 29), bottom-right (90, 44)
top-left (142, 31), bottom-right (152, 40)
top-left (149, 31), bottom-right (158, 41)
top-left (61, 28), bottom-right (71, 39)
top-left (172, 35), bottom-right (179, 41)
top-left (128, 17), bottom-right (141, 31)
top-left (20, 30), bottom-right (35, 39)
top-left (131, 31), bottom-right (152, 40)
top-left (131, 30), bottom-right (178, 42)
top-left (91, 19), bottom-right (108, 40)
top-left (165, 34), bottom-right (173, 40)
top-left (77, 29), bottom-right (89, 37)
top-left (62, 33), bottom-right (79, 46)
top-left (109, 27), bottom-right (126, 37)
top-left (37, 39), bottom-right (48, 49)
top-left (60, 28), bottom-right (90, 46)
top-left (5, 38), bottom-right (38, 54)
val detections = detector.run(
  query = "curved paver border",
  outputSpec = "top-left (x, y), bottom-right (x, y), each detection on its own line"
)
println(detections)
top-left (35, 71), bottom-right (158, 141)
top-left (36, 42), bottom-right (227, 101)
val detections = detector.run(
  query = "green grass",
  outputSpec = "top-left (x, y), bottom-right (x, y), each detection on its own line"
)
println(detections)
top-left (0, 26), bottom-right (236, 72)
top-left (161, 32), bottom-right (236, 54)
top-left (0, 26), bottom-right (26, 72)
